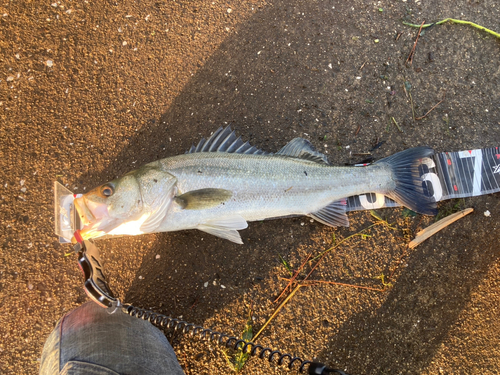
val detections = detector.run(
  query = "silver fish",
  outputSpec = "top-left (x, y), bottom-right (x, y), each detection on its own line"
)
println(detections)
top-left (74, 127), bottom-right (436, 243)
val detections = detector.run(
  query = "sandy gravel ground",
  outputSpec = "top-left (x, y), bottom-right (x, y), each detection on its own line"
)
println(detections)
top-left (1, 0), bottom-right (499, 374)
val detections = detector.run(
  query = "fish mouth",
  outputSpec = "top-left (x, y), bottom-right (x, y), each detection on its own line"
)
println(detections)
top-left (74, 196), bottom-right (116, 239)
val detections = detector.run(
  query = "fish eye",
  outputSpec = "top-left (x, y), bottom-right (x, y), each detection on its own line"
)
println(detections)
top-left (101, 185), bottom-right (114, 197)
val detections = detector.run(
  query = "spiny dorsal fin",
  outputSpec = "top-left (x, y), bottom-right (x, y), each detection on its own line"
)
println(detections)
top-left (276, 138), bottom-right (330, 164)
top-left (186, 126), bottom-right (270, 155)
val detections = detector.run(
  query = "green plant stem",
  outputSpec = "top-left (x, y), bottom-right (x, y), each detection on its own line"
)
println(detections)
top-left (311, 221), bottom-right (390, 262)
top-left (253, 219), bottom-right (395, 342)
top-left (403, 18), bottom-right (500, 38)
top-left (391, 117), bottom-right (403, 133)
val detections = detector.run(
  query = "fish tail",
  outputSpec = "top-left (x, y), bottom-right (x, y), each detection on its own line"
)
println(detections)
top-left (375, 147), bottom-right (437, 215)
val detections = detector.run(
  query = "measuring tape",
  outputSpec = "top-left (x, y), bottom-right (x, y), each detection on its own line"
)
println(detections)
top-left (346, 146), bottom-right (500, 211)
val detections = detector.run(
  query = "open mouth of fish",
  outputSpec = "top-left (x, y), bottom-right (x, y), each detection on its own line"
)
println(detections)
top-left (73, 197), bottom-right (115, 239)
top-left (73, 196), bottom-right (156, 239)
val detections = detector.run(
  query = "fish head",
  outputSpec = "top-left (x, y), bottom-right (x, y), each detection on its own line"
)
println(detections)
top-left (74, 166), bottom-right (177, 239)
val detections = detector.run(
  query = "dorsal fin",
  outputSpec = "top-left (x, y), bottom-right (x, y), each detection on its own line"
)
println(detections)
top-left (276, 138), bottom-right (330, 164)
top-left (186, 126), bottom-right (270, 155)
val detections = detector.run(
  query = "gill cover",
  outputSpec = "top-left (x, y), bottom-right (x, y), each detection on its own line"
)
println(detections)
top-left (135, 166), bottom-right (177, 233)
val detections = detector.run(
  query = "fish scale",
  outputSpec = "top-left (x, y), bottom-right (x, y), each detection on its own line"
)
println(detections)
top-left (153, 153), bottom-right (389, 226)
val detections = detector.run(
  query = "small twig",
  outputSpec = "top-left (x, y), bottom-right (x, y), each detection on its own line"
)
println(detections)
top-left (280, 277), bottom-right (386, 292)
top-left (273, 253), bottom-right (311, 303)
top-left (255, 220), bottom-right (393, 341)
top-left (303, 252), bottom-right (327, 282)
top-left (355, 124), bottom-right (361, 136)
top-left (409, 208), bottom-right (474, 248)
top-left (253, 284), bottom-right (303, 342)
top-left (403, 18), bottom-right (500, 39)
top-left (409, 92), bottom-right (416, 121)
top-left (415, 98), bottom-right (445, 120)
top-left (406, 20), bottom-right (425, 65)
top-left (359, 61), bottom-right (367, 70)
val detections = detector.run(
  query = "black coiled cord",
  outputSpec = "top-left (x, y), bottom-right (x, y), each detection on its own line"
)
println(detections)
top-left (122, 303), bottom-right (348, 375)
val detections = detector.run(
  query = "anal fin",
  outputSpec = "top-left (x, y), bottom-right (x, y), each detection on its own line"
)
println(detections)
top-left (197, 215), bottom-right (248, 244)
top-left (309, 200), bottom-right (349, 227)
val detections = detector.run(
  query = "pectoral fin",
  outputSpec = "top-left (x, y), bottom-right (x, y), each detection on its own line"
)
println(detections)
top-left (197, 215), bottom-right (248, 244)
top-left (174, 188), bottom-right (233, 210)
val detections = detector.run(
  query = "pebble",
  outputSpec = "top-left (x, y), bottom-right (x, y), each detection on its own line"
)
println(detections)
top-left (7, 76), bottom-right (14, 82)
top-left (227, 8), bottom-right (232, 14)
top-left (155, 254), bottom-right (160, 259)
top-left (204, 282), bottom-right (208, 288)
top-left (484, 210), bottom-right (491, 217)
top-left (46, 60), bottom-right (53, 68)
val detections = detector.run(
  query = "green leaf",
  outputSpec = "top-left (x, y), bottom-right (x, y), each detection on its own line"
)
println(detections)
top-left (402, 208), bottom-right (417, 218)
top-left (279, 254), bottom-right (293, 276)
top-left (370, 210), bottom-right (384, 221)
top-left (375, 273), bottom-right (393, 288)
top-left (223, 311), bottom-right (253, 372)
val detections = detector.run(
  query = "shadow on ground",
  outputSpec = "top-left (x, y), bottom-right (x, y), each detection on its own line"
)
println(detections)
top-left (75, 1), bottom-right (500, 373)
top-left (321, 195), bottom-right (500, 373)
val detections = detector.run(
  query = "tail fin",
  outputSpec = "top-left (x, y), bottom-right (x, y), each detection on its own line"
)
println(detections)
top-left (375, 147), bottom-right (437, 215)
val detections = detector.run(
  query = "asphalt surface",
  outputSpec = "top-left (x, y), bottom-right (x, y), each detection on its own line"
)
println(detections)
top-left (1, 0), bottom-right (499, 374)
